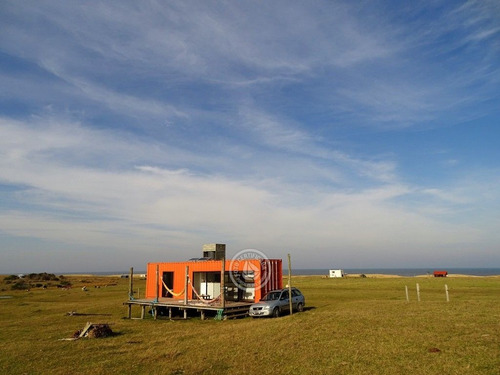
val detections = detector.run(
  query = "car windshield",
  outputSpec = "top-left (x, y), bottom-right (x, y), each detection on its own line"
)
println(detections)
top-left (261, 291), bottom-right (281, 301)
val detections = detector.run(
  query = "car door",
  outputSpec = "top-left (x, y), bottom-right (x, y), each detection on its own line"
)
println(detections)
top-left (291, 289), bottom-right (301, 310)
top-left (279, 290), bottom-right (290, 312)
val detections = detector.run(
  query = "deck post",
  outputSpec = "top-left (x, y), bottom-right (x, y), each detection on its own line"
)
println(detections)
top-left (127, 303), bottom-right (132, 319)
top-left (141, 305), bottom-right (145, 319)
top-left (288, 253), bottom-right (293, 315)
top-left (200, 310), bottom-right (205, 320)
top-left (129, 267), bottom-right (134, 300)
top-left (184, 265), bottom-right (189, 305)
top-left (169, 307), bottom-right (172, 319)
top-left (155, 265), bottom-right (159, 302)
top-left (183, 309), bottom-right (187, 319)
top-left (221, 256), bottom-right (225, 309)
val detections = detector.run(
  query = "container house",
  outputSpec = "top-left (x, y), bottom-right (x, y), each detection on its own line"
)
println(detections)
top-left (145, 244), bottom-right (282, 303)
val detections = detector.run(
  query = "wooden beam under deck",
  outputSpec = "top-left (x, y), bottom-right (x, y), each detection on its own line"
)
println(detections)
top-left (124, 298), bottom-right (252, 320)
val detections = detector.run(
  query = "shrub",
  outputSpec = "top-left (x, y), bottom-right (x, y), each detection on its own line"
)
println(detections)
top-left (11, 281), bottom-right (29, 290)
top-left (24, 273), bottom-right (59, 281)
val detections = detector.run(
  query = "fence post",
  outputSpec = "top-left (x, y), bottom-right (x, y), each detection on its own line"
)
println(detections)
top-left (445, 284), bottom-right (449, 302)
top-left (416, 283), bottom-right (421, 302)
top-left (405, 285), bottom-right (409, 302)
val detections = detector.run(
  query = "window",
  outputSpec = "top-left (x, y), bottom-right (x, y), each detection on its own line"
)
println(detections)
top-left (280, 291), bottom-right (290, 300)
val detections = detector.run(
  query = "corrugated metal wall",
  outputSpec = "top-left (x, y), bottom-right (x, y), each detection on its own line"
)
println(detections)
top-left (258, 259), bottom-right (282, 300)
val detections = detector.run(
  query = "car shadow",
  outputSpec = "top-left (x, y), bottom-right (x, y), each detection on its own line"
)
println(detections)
top-left (303, 306), bottom-right (316, 312)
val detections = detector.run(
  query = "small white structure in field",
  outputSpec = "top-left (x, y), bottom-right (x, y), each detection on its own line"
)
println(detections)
top-left (329, 269), bottom-right (344, 278)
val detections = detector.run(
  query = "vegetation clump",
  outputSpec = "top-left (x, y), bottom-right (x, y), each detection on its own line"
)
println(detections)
top-left (2, 273), bottom-right (70, 290)
top-left (26, 273), bottom-right (60, 281)
top-left (10, 281), bottom-right (30, 290)
top-left (4, 275), bottom-right (20, 282)
top-left (57, 280), bottom-right (72, 288)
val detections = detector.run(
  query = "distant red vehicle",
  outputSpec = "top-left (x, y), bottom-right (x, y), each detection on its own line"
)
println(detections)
top-left (433, 270), bottom-right (448, 277)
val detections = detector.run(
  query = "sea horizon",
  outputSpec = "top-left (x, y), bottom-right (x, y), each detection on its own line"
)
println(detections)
top-left (53, 267), bottom-right (500, 277)
top-left (290, 268), bottom-right (500, 276)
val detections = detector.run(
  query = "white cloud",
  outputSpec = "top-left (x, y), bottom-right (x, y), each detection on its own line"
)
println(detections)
top-left (1, 1), bottom-right (499, 271)
top-left (2, 0), bottom-right (497, 132)
top-left (1, 114), bottom-right (497, 271)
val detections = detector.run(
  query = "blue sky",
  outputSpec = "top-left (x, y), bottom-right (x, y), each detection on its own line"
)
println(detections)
top-left (0, 0), bottom-right (499, 273)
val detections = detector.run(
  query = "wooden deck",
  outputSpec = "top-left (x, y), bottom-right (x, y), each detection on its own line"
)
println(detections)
top-left (124, 298), bottom-right (252, 320)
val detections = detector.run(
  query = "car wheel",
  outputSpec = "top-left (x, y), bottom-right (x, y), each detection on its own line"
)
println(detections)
top-left (272, 307), bottom-right (280, 318)
top-left (297, 303), bottom-right (304, 312)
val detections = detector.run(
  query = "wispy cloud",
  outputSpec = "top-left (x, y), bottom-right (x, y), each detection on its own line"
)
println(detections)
top-left (1, 113), bottom-right (496, 271)
top-left (0, 1), bottom-right (499, 271)
top-left (40, 60), bottom-right (188, 120)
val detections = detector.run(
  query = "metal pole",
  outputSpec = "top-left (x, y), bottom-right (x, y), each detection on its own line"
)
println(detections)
top-left (288, 253), bottom-right (292, 315)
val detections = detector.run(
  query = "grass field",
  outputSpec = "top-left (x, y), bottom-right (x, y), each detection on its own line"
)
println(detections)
top-left (0, 274), bottom-right (498, 375)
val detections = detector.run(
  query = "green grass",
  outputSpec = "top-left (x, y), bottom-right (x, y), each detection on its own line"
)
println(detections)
top-left (0, 275), bottom-right (498, 374)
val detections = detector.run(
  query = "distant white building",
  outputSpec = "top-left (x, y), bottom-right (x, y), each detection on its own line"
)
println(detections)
top-left (329, 269), bottom-right (344, 278)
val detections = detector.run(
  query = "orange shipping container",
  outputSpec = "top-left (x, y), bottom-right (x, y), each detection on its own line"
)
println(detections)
top-left (145, 259), bottom-right (282, 303)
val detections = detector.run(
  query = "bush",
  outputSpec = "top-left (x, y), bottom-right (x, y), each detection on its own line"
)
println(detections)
top-left (4, 275), bottom-right (19, 282)
top-left (25, 273), bottom-right (59, 281)
top-left (11, 281), bottom-right (29, 290)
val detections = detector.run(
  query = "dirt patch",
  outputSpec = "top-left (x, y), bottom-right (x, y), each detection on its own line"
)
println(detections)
top-left (71, 322), bottom-right (114, 339)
